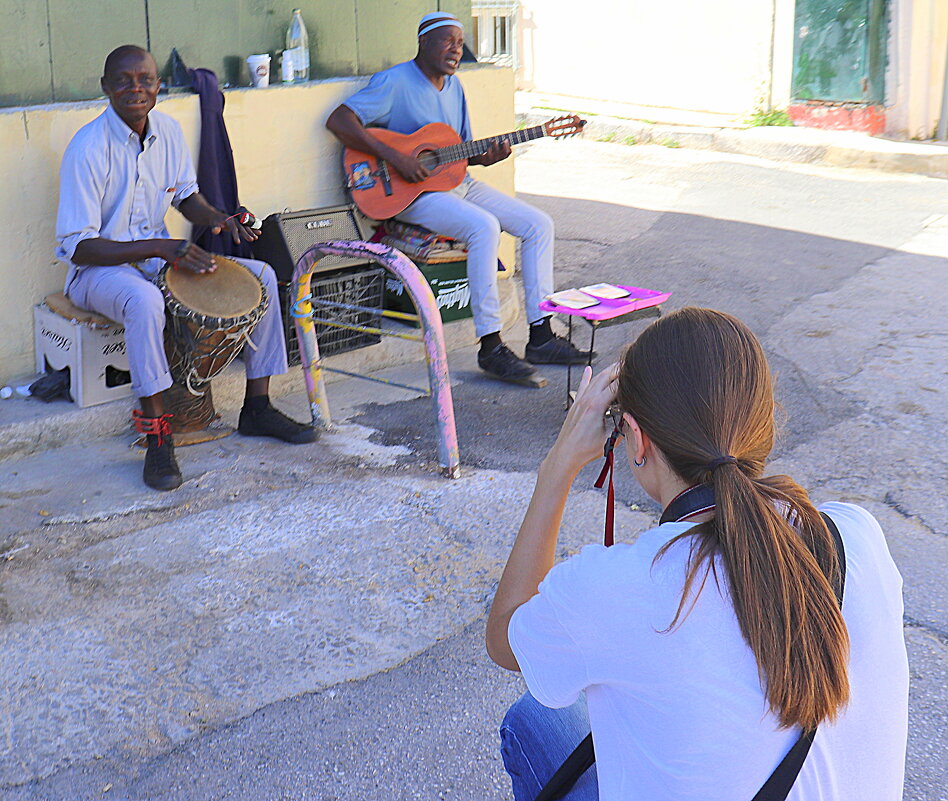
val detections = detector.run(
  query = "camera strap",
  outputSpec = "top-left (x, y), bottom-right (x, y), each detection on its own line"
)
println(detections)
top-left (659, 483), bottom-right (716, 525)
top-left (531, 501), bottom-right (846, 801)
top-left (594, 435), bottom-right (716, 547)
top-left (592, 428), bottom-right (623, 546)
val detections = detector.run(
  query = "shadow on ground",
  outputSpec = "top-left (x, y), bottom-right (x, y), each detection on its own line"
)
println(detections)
top-left (354, 198), bottom-right (891, 508)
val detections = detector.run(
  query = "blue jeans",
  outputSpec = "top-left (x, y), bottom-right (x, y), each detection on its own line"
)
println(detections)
top-left (500, 692), bottom-right (599, 801)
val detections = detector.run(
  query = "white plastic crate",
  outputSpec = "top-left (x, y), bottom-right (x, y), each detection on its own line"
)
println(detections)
top-left (33, 296), bottom-right (133, 407)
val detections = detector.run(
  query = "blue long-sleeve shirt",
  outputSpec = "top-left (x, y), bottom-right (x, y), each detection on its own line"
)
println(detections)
top-left (56, 104), bottom-right (199, 292)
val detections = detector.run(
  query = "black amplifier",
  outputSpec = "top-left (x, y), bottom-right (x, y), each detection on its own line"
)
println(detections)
top-left (251, 204), bottom-right (374, 282)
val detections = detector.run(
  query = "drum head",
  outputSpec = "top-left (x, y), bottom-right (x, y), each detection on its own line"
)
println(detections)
top-left (164, 256), bottom-right (263, 318)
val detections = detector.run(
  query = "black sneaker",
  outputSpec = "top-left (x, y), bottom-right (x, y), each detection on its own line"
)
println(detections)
top-left (525, 335), bottom-right (595, 365)
top-left (238, 402), bottom-right (319, 444)
top-left (143, 436), bottom-right (183, 491)
top-left (478, 343), bottom-right (537, 381)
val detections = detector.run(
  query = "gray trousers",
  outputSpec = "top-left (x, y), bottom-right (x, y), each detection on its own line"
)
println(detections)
top-left (398, 178), bottom-right (555, 338)
top-left (66, 258), bottom-right (288, 398)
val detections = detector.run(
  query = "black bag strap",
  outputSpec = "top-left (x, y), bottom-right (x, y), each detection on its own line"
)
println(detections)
top-left (531, 512), bottom-right (846, 801)
top-left (532, 733), bottom-right (595, 801)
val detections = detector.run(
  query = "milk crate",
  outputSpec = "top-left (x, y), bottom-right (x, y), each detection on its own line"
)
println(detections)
top-left (279, 265), bottom-right (385, 366)
top-left (33, 297), bottom-right (132, 407)
top-left (384, 257), bottom-right (472, 325)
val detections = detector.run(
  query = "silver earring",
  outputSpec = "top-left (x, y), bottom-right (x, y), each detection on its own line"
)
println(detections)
top-left (633, 456), bottom-right (646, 467)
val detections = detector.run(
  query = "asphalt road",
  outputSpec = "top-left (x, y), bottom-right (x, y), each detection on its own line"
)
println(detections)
top-left (3, 140), bottom-right (946, 800)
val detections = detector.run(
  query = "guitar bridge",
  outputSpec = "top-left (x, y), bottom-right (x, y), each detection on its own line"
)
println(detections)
top-left (375, 158), bottom-right (393, 197)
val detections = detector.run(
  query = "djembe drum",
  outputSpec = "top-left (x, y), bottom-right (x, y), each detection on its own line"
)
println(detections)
top-left (156, 257), bottom-right (268, 440)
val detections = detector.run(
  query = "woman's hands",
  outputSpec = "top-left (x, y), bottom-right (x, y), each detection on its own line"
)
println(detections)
top-left (486, 363), bottom-right (620, 671)
top-left (544, 364), bottom-right (620, 480)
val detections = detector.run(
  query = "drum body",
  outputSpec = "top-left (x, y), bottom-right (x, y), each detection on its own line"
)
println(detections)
top-left (156, 257), bottom-right (268, 397)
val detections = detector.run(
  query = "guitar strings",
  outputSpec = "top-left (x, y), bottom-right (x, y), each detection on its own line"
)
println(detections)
top-left (435, 124), bottom-right (545, 164)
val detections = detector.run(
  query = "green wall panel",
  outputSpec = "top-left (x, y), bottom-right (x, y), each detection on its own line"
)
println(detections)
top-left (355, 0), bottom-right (431, 73)
top-left (148, 0), bottom-right (244, 87)
top-left (0, 1), bottom-right (55, 107)
top-left (791, 0), bottom-right (887, 103)
top-left (352, 0), bottom-right (475, 74)
top-left (0, 0), bottom-right (471, 107)
top-left (147, 1), bottom-right (358, 87)
top-left (437, 0), bottom-right (474, 32)
top-left (303, 1), bottom-right (359, 80)
top-left (48, 0), bottom-right (148, 102)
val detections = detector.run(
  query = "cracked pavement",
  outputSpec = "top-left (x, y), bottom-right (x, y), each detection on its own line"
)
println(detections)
top-left (0, 140), bottom-right (945, 800)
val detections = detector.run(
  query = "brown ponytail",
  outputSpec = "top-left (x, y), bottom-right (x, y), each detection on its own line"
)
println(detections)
top-left (616, 307), bottom-right (849, 730)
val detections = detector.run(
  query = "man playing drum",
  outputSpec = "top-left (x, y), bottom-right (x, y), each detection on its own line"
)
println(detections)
top-left (326, 12), bottom-right (590, 385)
top-left (56, 45), bottom-right (316, 492)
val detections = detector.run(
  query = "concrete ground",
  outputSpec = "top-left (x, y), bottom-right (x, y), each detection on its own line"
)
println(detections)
top-left (1, 139), bottom-right (946, 800)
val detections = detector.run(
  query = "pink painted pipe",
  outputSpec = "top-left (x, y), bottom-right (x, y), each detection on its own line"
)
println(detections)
top-left (291, 240), bottom-right (460, 479)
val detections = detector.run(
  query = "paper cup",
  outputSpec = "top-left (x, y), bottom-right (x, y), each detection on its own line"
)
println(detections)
top-left (246, 54), bottom-right (271, 88)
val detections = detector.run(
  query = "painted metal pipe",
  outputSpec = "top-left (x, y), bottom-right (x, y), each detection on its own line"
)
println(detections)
top-left (290, 288), bottom-right (331, 430)
top-left (291, 241), bottom-right (460, 478)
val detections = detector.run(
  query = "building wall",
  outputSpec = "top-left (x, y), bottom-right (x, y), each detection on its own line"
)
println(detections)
top-left (0, 0), bottom-right (472, 107)
top-left (0, 65), bottom-right (516, 383)
top-left (886, 0), bottom-right (948, 138)
top-left (516, 0), bottom-right (948, 140)
top-left (516, 0), bottom-right (798, 119)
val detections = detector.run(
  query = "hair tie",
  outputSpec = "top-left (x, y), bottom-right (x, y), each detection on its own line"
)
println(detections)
top-left (706, 455), bottom-right (738, 472)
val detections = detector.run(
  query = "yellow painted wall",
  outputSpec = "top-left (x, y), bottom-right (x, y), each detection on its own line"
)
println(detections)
top-left (0, 65), bottom-right (515, 384)
top-left (517, 0), bottom-right (793, 117)
top-left (887, 0), bottom-right (948, 138)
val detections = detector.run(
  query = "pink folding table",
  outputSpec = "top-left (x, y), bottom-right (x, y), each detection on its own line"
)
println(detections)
top-left (538, 285), bottom-right (672, 406)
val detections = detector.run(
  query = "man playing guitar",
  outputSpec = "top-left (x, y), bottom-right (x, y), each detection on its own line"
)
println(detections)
top-left (326, 12), bottom-right (590, 384)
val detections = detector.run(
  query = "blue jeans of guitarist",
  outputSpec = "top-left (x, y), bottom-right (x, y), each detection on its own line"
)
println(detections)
top-left (501, 691), bottom-right (599, 801)
top-left (398, 177), bottom-right (555, 338)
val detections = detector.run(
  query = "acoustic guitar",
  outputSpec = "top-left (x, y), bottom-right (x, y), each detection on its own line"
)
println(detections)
top-left (343, 115), bottom-right (586, 219)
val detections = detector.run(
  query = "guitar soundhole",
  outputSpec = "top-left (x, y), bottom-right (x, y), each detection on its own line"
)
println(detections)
top-left (418, 150), bottom-right (440, 170)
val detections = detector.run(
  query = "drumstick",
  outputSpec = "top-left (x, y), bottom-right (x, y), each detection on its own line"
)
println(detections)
top-left (224, 210), bottom-right (263, 230)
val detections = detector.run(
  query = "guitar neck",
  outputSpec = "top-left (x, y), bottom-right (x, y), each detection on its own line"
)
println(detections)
top-left (435, 125), bottom-right (546, 165)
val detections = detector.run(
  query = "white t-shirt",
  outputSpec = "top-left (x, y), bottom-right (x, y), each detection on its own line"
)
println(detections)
top-left (508, 502), bottom-right (908, 801)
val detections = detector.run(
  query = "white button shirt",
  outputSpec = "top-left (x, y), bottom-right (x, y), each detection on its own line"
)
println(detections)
top-left (56, 104), bottom-right (199, 291)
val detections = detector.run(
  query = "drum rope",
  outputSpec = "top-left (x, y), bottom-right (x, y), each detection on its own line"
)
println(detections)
top-left (159, 261), bottom-right (268, 397)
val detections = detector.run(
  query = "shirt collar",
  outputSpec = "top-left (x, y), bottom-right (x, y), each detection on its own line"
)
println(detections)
top-left (410, 59), bottom-right (451, 92)
top-left (104, 103), bottom-right (158, 147)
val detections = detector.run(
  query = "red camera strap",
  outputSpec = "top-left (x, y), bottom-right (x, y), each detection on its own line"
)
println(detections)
top-left (594, 429), bottom-right (621, 547)
top-left (595, 435), bottom-right (718, 547)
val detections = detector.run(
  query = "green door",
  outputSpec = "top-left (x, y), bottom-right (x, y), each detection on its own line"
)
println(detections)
top-left (792, 0), bottom-right (887, 103)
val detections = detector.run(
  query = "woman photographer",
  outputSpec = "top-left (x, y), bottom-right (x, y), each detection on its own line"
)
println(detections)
top-left (486, 307), bottom-right (908, 801)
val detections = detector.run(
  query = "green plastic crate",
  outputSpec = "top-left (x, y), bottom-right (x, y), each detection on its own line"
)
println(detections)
top-left (384, 258), bottom-right (472, 326)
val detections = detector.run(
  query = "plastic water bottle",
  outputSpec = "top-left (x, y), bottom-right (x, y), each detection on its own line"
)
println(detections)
top-left (284, 8), bottom-right (310, 83)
